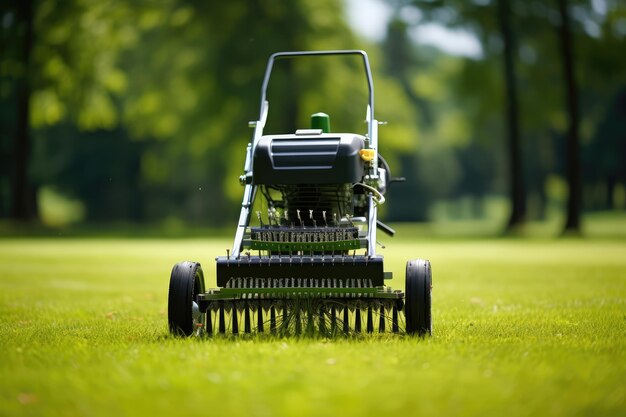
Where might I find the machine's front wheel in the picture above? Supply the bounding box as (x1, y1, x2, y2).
(168, 261, 205, 336)
(405, 259, 432, 336)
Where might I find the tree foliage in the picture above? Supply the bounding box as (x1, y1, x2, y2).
(1, 0, 624, 228)
(385, 0, 626, 227)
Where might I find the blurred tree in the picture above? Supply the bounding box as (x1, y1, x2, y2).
(6, 0, 421, 226)
(1, 0, 36, 220)
(586, 88, 626, 210)
(380, 17, 433, 221)
(577, 2, 626, 211)
(497, 0, 526, 230)
(2, 0, 141, 222)
(116, 0, 377, 224)
(515, 0, 624, 231)
(382, 18, 434, 127)
(4, 0, 621, 229)
(391, 0, 524, 226)
(556, 0, 581, 233)
(386, 0, 625, 229)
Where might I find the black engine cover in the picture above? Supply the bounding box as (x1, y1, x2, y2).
(252, 133, 366, 184)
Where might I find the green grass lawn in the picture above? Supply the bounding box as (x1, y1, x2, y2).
(0, 235, 624, 417)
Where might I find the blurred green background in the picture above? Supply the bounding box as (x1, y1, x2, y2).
(1, 0, 625, 235)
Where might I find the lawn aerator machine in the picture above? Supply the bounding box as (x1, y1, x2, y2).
(167, 50, 432, 337)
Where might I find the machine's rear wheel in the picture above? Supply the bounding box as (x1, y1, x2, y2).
(405, 259, 432, 336)
(168, 261, 205, 336)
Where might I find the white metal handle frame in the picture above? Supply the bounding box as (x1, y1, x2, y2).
(259, 51, 375, 141)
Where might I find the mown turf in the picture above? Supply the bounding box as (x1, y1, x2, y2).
(0, 236, 624, 417)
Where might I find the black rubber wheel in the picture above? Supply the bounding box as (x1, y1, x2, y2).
(168, 261, 205, 336)
(405, 259, 432, 336)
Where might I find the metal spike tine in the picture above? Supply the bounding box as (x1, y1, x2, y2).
(232, 302, 239, 334)
(295, 307, 302, 335)
(257, 304, 264, 332)
(330, 306, 337, 333)
(343, 307, 349, 334)
(367, 306, 373, 333)
(206, 308, 213, 335)
(379, 305, 385, 332)
(355, 309, 361, 333)
(219, 302, 226, 334)
(319, 306, 326, 335)
(392, 305, 399, 333)
(306, 307, 314, 334)
(244, 303, 251, 333)
(270, 306, 276, 333)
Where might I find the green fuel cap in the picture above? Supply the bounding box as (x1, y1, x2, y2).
(311, 112, 331, 133)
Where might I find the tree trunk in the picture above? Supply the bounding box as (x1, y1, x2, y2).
(556, 0, 582, 234)
(498, 0, 525, 231)
(606, 175, 616, 210)
(11, 0, 36, 221)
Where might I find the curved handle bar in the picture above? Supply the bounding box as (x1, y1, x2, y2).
(258, 50, 375, 132)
